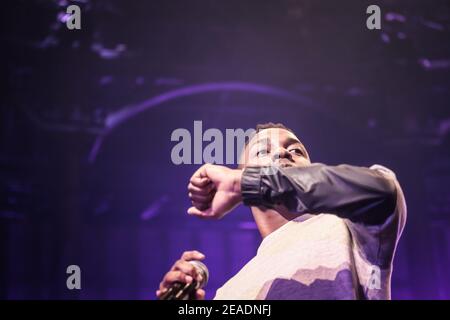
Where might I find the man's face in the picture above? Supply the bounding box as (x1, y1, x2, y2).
(241, 128, 311, 168)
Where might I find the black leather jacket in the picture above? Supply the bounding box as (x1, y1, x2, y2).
(240, 163, 398, 226)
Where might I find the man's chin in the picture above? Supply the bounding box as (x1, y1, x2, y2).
(244, 162, 296, 168)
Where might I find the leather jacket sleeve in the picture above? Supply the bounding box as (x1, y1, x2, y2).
(240, 163, 398, 226)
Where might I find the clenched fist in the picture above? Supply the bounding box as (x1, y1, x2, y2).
(187, 164, 243, 219)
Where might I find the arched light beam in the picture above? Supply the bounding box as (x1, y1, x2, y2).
(88, 81, 319, 163)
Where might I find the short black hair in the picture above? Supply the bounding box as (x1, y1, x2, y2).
(244, 122, 297, 150)
(255, 122, 295, 134)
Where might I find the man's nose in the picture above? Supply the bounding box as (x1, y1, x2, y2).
(272, 147, 292, 161)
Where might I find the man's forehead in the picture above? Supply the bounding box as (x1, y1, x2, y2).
(248, 128, 301, 146)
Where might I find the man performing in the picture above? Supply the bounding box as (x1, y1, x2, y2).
(157, 122, 407, 300)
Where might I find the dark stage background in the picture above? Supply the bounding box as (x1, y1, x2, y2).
(1, 0, 450, 299)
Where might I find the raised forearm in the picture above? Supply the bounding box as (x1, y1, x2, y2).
(241, 163, 398, 225)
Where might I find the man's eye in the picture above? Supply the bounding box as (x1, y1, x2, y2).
(256, 149, 269, 157)
(289, 148, 303, 156)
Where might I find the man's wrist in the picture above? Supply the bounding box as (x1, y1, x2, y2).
(232, 169, 243, 203)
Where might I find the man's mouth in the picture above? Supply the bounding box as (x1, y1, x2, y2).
(274, 160, 294, 168)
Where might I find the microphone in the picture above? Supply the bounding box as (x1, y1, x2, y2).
(159, 260, 209, 300)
